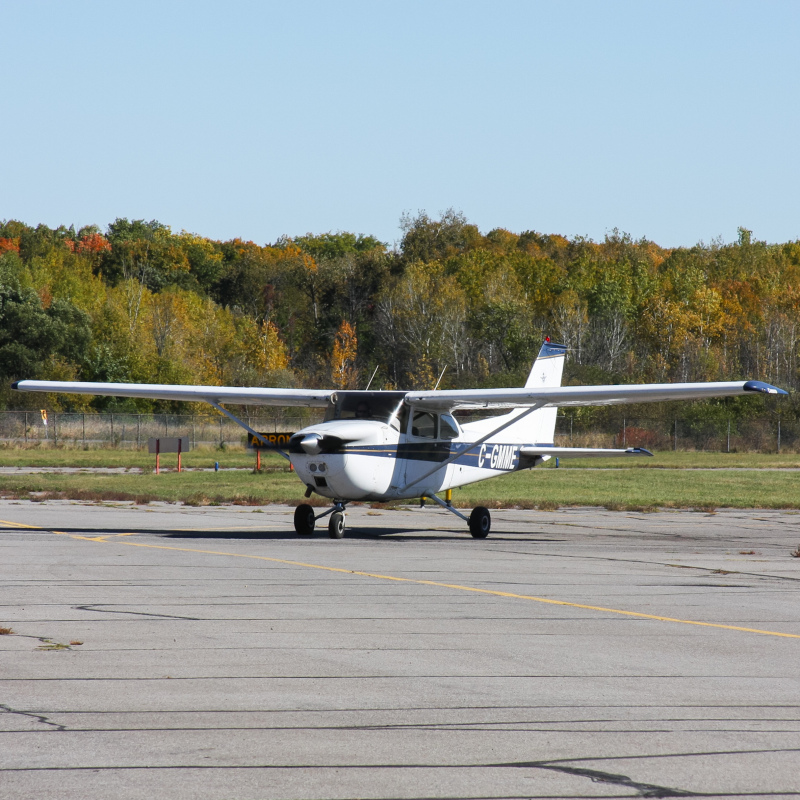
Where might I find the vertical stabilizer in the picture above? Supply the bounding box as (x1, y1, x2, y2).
(458, 340, 568, 444)
(497, 340, 567, 444)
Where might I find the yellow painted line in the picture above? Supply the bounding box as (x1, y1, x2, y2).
(0, 519, 43, 529)
(3, 519, 799, 639)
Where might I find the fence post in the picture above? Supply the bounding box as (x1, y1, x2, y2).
(727, 419, 730, 453)
(219, 416, 223, 447)
(778, 420, 781, 454)
(110, 413, 114, 448)
(570, 417, 573, 443)
(24, 411, 28, 444)
(82, 413, 86, 448)
(192, 415, 196, 448)
(623, 418, 626, 449)
(137, 415, 140, 449)
(673, 419, 677, 451)
(53, 413, 57, 447)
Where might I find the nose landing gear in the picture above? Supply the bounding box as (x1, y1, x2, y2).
(328, 511, 345, 538)
(293, 501, 348, 538)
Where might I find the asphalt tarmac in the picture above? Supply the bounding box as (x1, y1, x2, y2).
(1, 500, 799, 799)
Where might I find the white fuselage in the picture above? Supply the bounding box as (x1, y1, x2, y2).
(289, 417, 531, 502)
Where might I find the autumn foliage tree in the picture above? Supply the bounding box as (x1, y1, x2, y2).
(1, 213, 799, 436)
(331, 320, 358, 389)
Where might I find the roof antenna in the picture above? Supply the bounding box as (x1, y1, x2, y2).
(364, 365, 379, 390)
(433, 365, 447, 390)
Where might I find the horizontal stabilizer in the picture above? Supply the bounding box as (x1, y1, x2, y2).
(520, 446, 653, 459)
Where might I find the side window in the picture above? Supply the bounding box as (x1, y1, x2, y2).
(410, 410, 436, 438)
(439, 414, 460, 440)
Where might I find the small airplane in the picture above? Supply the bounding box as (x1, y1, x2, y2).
(13, 340, 787, 539)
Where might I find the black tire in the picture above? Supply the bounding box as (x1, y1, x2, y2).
(294, 504, 315, 536)
(328, 511, 345, 539)
(468, 506, 491, 539)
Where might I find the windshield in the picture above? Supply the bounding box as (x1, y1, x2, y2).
(324, 391, 408, 429)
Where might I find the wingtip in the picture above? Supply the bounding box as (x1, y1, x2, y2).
(743, 380, 789, 396)
(11, 381, 20, 391)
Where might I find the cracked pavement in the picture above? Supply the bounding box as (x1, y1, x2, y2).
(1, 500, 799, 798)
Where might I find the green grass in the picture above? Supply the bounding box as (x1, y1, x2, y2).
(455, 467, 799, 510)
(0, 459, 797, 509)
(0, 468, 304, 506)
(0, 444, 271, 470)
(550, 451, 800, 469)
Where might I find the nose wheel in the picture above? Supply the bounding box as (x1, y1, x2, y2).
(328, 511, 345, 538)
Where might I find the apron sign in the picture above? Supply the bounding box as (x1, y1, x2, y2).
(248, 432, 295, 449)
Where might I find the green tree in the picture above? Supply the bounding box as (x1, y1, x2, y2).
(0, 286, 91, 382)
(399, 209, 481, 264)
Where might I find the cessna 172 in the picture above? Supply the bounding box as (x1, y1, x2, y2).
(13, 340, 786, 539)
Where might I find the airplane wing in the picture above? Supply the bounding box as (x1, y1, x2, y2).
(11, 378, 788, 412)
(405, 380, 787, 411)
(11, 381, 334, 408)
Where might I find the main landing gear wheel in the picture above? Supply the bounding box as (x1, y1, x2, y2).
(468, 506, 491, 539)
(294, 504, 315, 536)
(328, 511, 346, 539)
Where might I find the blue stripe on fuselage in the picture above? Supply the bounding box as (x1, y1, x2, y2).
(342, 442, 525, 471)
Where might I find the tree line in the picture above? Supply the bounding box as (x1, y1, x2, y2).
(1, 211, 797, 429)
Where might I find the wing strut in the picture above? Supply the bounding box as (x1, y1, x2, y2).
(400, 402, 545, 493)
(208, 402, 291, 462)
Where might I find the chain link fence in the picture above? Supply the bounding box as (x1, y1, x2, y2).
(0, 411, 795, 452)
(553, 415, 797, 453)
(0, 411, 323, 449)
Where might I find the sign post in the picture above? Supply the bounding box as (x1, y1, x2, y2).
(148, 437, 190, 474)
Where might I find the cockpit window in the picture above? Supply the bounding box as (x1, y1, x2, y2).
(324, 392, 407, 429)
(410, 410, 437, 439)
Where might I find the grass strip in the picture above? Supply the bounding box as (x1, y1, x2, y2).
(0, 445, 263, 470)
(0, 465, 797, 510)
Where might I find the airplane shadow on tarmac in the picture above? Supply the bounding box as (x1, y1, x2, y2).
(29, 526, 563, 543)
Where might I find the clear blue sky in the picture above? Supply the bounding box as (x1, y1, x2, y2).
(2, 0, 798, 248)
